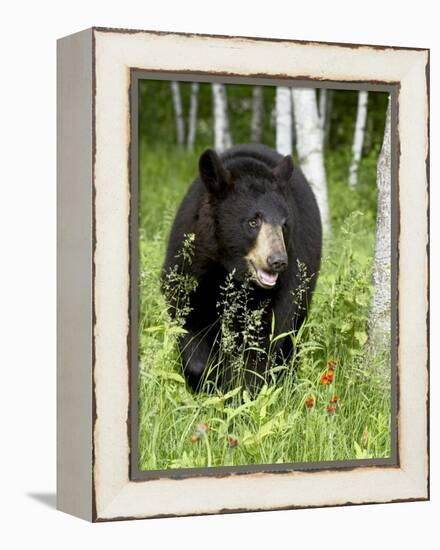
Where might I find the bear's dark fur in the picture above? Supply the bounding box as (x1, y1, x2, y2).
(162, 144, 322, 391)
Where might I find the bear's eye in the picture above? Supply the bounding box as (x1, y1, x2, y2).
(248, 217, 261, 229)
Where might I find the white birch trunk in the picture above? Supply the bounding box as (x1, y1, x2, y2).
(323, 90, 333, 147)
(348, 90, 369, 187)
(292, 88, 331, 236)
(367, 100, 391, 355)
(275, 87, 292, 155)
(250, 86, 263, 143)
(318, 88, 327, 142)
(212, 83, 232, 152)
(291, 98, 297, 147)
(170, 81, 185, 146)
(187, 82, 199, 151)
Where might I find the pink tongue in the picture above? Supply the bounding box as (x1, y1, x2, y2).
(258, 269, 278, 286)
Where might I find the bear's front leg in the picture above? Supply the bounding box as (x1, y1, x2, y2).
(271, 296, 303, 364)
(178, 331, 212, 391)
(242, 350, 271, 394)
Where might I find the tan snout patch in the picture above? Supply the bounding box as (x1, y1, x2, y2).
(246, 222, 286, 280)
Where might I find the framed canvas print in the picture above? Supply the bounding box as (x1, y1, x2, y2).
(57, 27, 429, 522)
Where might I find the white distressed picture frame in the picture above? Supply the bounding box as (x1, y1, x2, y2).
(57, 27, 429, 522)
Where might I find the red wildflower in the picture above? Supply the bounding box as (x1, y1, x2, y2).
(327, 405, 337, 415)
(327, 359, 337, 371)
(330, 395, 339, 403)
(228, 436, 239, 448)
(321, 359, 336, 384)
(305, 396, 315, 409)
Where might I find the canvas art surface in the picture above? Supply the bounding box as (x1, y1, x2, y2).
(134, 79, 394, 473)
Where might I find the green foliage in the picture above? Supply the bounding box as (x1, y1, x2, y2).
(137, 144, 391, 471)
(139, 81, 214, 149)
(227, 84, 276, 147)
(326, 90, 388, 153)
(139, 80, 388, 153)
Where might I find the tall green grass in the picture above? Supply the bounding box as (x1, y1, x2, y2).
(138, 143, 391, 470)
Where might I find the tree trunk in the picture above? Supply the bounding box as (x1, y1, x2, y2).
(323, 90, 333, 147)
(348, 90, 369, 187)
(275, 87, 292, 155)
(367, 100, 391, 355)
(212, 83, 232, 152)
(291, 96, 297, 148)
(187, 82, 199, 151)
(170, 81, 185, 146)
(250, 86, 263, 143)
(292, 88, 331, 236)
(318, 88, 327, 142)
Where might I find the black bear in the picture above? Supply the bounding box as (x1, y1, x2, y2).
(162, 144, 322, 392)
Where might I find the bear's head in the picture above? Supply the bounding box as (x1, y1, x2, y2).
(199, 149, 294, 290)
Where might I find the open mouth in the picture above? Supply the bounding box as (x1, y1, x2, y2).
(250, 261, 279, 288)
(256, 268, 278, 287)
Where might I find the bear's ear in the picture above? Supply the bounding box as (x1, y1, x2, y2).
(273, 155, 294, 186)
(199, 149, 232, 197)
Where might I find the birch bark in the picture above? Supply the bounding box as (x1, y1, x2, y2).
(318, 88, 327, 142)
(170, 81, 185, 146)
(212, 83, 232, 152)
(292, 88, 331, 236)
(275, 87, 292, 155)
(348, 90, 369, 187)
(323, 90, 333, 147)
(367, 100, 391, 355)
(250, 86, 263, 143)
(187, 82, 199, 151)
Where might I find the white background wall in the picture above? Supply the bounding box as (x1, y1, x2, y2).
(0, 1, 437, 548)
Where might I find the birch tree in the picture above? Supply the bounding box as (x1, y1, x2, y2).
(318, 88, 327, 142)
(323, 90, 333, 147)
(170, 81, 185, 146)
(250, 86, 263, 143)
(187, 82, 199, 151)
(348, 91, 369, 187)
(275, 87, 292, 155)
(212, 83, 232, 152)
(291, 99, 297, 148)
(367, 100, 391, 355)
(292, 88, 331, 236)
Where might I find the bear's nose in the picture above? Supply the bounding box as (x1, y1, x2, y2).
(267, 253, 288, 273)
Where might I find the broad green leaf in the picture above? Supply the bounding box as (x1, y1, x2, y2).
(202, 395, 223, 406)
(339, 321, 352, 333)
(154, 370, 186, 384)
(271, 330, 295, 344)
(145, 325, 164, 333)
(222, 386, 242, 401)
(258, 418, 277, 439)
(354, 441, 373, 459)
(167, 326, 189, 335)
(225, 401, 254, 421)
(203, 386, 241, 406)
(355, 331, 368, 347)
